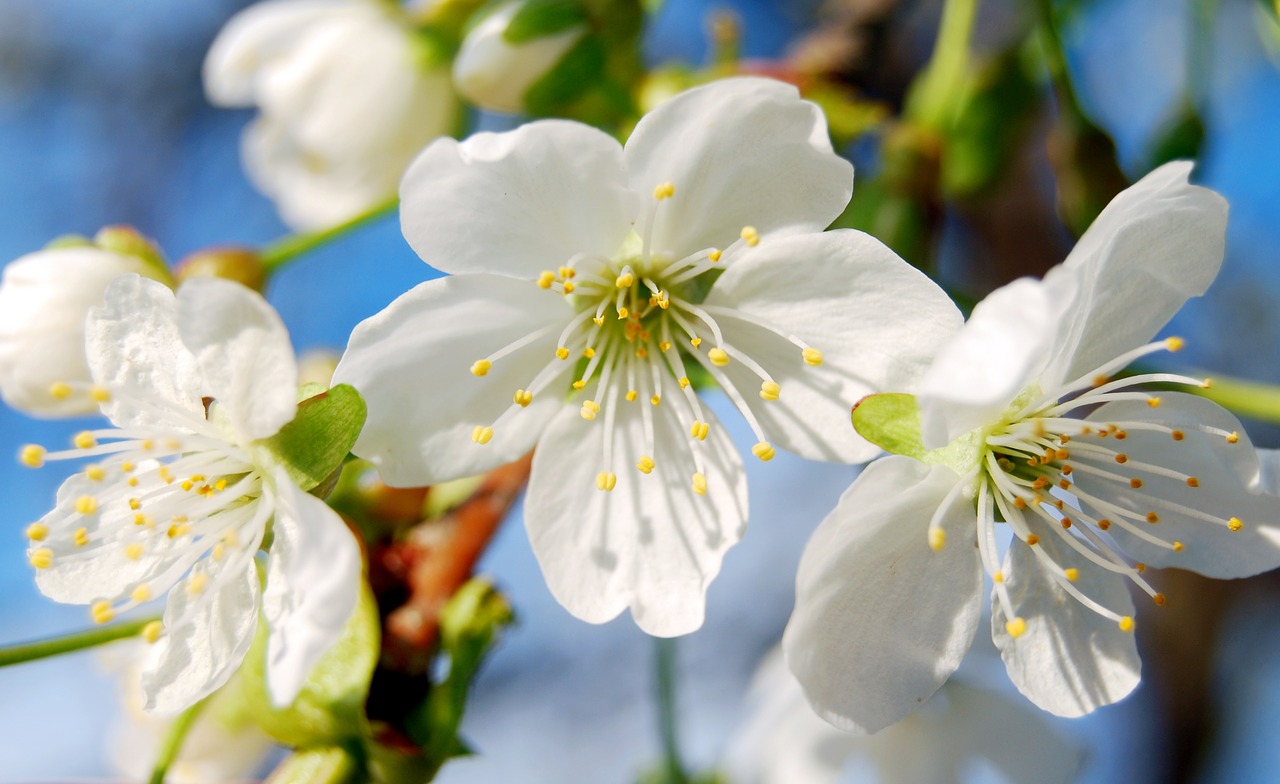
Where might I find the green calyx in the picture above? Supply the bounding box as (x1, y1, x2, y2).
(851, 392, 982, 475)
(255, 384, 367, 494)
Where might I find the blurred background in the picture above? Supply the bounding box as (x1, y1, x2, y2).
(0, 0, 1278, 781)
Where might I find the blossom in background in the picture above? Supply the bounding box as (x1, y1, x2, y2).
(333, 77, 961, 636)
(21, 275, 360, 713)
(0, 227, 169, 417)
(786, 161, 1280, 730)
(452, 0, 587, 114)
(204, 0, 458, 230)
(724, 649, 1082, 784)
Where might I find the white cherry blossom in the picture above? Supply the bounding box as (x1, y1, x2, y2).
(333, 77, 961, 636)
(21, 275, 360, 714)
(786, 161, 1280, 730)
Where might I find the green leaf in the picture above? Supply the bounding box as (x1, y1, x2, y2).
(256, 384, 367, 492)
(851, 393, 926, 459)
(239, 580, 380, 748)
(406, 578, 515, 777)
(504, 0, 589, 44)
(941, 50, 1039, 198)
(523, 34, 605, 115)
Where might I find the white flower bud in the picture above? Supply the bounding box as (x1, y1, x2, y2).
(452, 1, 587, 114)
(0, 229, 169, 417)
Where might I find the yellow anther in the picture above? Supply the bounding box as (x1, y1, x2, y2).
(625, 389, 638, 402)
(85, 465, 106, 482)
(1130, 478, 1143, 489)
(471, 426, 494, 445)
(659, 341, 672, 352)
(1005, 617, 1027, 639)
(1118, 616, 1135, 632)
(759, 381, 780, 401)
(131, 584, 151, 603)
(802, 347, 824, 366)
(1147, 397, 1161, 408)
(1064, 568, 1080, 582)
(29, 548, 53, 569)
(1146, 512, 1159, 524)
(686, 340, 700, 352)
(125, 543, 144, 560)
(690, 421, 709, 441)
(1173, 540, 1184, 552)
(593, 316, 605, 326)
(75, 496, 98, 516)
(90, 385, 111, 403)
(166, 522, 190, 539)
(49, 382, 73, 400)
(740, 226, 760, 247)
(142, 621, 164, 643)
(555, 347, 570, 360)
(1098, 518, 1112, 530)
(752, 442, 776, 462)
(561, 281, 575, 294)
(617, 307, 629, 319)
(159, 466, 174, 484)
(993, 571, 1004, 584)
(708, 249, 722, 263)
(1165, 336, 1185, 352)
(583, 347, 596, 359)
(580, 403, 599, 421)
(133, 513, 151, 527)
(1228, 517, 1243, 532)
(1171, 430, 1185, 441)
(928, 528, 946, 551)
(637, 456, 655, 474)
(635, 346, 649, 359)
(74, 431, 97, 450)
(1153, 593, 1167, 606)
(679, 377, 690, 389)
(1186, 477, 1200, 488)
(20, 444, 46, 468)
(141, 439, 155, 451)
(470, 359, 492, 377)
(596, 471, 617, 491)
(25, 523, 48, 541)
(1026, 534, 1040, 545)
(614, 272, 635, 289)
(1227, 431, 1240, 444)
(73, 527, 89, 547)
(1115, 454, 1128, 464)
(558, 265, 575, 279)
(652, 181, 675, 200)
(1201, 378, 1214, 389)
(91, 600, 115, 624)
(513, 389, 533, 407)
(180, 480, 194, 492)
(214, 479, 227, 491)
(212, 543, 226, 560)
(187, 573, 209, 595)
(691, 473, 708, 496)
(708, 347, 730, 366)
(572, 380, 586, 391)
(651, 395, 661, 406)
(537, 270, 555, 289)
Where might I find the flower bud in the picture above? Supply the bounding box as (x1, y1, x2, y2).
(452, 0, 588, 114)
(0, 227, 171, 417)
(174, 245, 266, 291)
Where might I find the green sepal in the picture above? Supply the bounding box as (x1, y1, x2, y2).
(43, 233, 93, 250)
(406, 577, 515, 777)
(852, 393, 927, 460)
(239, 580, 380, 748)
(265, 746, 363, 784)
(523, 33, 605, 115)
(256, 384, 367, 492)
(504, 0, 589, 44)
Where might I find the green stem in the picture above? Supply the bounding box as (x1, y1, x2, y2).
(909, 0, 979, 129)
(0, 615, 160, 667)
(1192, 373, 1280, 425)
(259, 197, 399, 274)
(148, 698, 208, 784)
(654, 636, 687, 784)
(1033, 0, 1085, 119)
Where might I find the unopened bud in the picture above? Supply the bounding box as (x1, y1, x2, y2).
(174, 245, 267, 291)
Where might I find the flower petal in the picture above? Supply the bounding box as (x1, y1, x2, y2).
(991, 522, 1140, 717)
(1080, 392, 1280, 577)
(400, 121, 636, 278)
(523, 377, 748, 637)
(333, 273, 574, 486)
(783, 456, 982, 734)
(917, 277, 1068, 449)
(624, 77, 852, 260)
(1041, 161, 1228, 385)
(261, 469, 361, 707)
(176, 277, 299, 442)
(705, 229, 963, 462)
(1257, 448, 1280, 495)
(86, 275, 204, 429)
(140, 555, 261, 715)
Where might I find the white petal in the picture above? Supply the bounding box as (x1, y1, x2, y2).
(1080, 392, 1280, 577)
(705, 229, 963, 462)
(86, 275, 204, 429)
(624, 77, 852, 260)
(451, 1, 584, 114)
(333, 273, 574, 486)
(1041, 160, 1228, 385)
(783, 456, 982, 734)
(261, 469, 361, 707)
(991, 523, 1140, 717)
(523, 376, 748, 636)
(917, 277, 1068, 449)
(141, 556, 262, 715)
(400, 121, 637, 277)
(202, 0, 352, 107)
(1257, 448, 1280, 495)
(176, 278, 299, 441)
(0, 248, 157, 416)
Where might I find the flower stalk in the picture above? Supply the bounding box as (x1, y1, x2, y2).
(0, 614, 161, 667)
(148, 698, 209, 784)
(260, 197, 399, 274)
